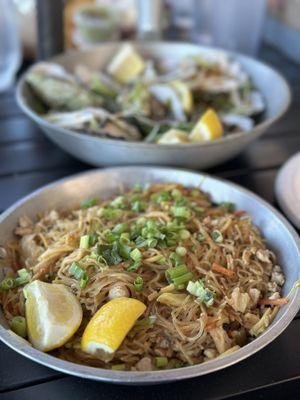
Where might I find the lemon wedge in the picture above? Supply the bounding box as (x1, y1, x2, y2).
(107, 44, 146, 84)
(24, 280, 82, 352)
(170, 81, 193, 114)
(81, 297, 146, 359)
(190, 108, 223, 142)
(157, 129, 189, 144)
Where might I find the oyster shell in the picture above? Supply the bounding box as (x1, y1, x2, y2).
(45, 107, 141, 141)
(26, 62, 103, 111)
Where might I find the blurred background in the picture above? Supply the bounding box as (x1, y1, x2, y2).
(1, 0, 300, 91)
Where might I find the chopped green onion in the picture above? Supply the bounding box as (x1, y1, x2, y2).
(179, 229, 190, 240)
(14, 269, 31, 286)
(137, 217, 146, 225)
(111, 364, 126, 371)
(172, 272, 194, 287)
(80, 275, 88, 289)
(133, 183, 142, 192)
(110, 196, 125, 209)
(127, 248, 142, 271)
(80, 235, 90, 249)
(130, 248, 142, 262)
(212, 230, 223, 243)
(112, 223, 129, 234)
(81, 198, 98, 209)
(88, 233, 99, 246)
(0, 269, 32, 291)
(191, 189, 200, 197)
(176, 246, 187, 257)
(170, 206, 191, 220)
(166, 265, 188, 283)
(187, 280, 214, 307)
(192, 206, 205, 214)
(133, 276, 143, 291)
(10, 316, 27, 338)
(169, 252, 183, 267)
(198, 233, 205, 242)
(0, 277, 15, 291)
(97, 243, 123, 265)
(136, 315, 157, 326)
(157, 255, 167, 264)
(220, 202, 235, 212)
(155, 357, 168, 368)
(131, 200, 146, 212)
(97, 208, 123, 219)
(69, 262, 88, 288)
(171, 188, 182, 199)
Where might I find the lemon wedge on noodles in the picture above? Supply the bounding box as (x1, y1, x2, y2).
(170, 80, 193, 114)
(107, 44, 146, 84)
(24, 280, 82, 352)
(81, 297, 146, 359)
(190, 108, 223, 142)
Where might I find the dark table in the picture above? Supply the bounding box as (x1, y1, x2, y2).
(0, 46, 300, 400)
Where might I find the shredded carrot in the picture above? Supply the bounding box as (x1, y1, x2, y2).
(258, 297, 289, 306)
(211, 262, 235, 278)
(234, 210, 247, 217)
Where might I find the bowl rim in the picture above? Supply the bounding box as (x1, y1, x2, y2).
(0, 166, 299, 384)
(16, 41, 292, 150)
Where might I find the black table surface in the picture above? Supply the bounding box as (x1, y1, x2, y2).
(0, 46, 300, 400)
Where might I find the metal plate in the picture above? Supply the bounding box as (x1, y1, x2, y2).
(0, 167, 299, 384)
(16, 42, 291, 169)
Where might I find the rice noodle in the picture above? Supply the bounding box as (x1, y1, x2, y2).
(0, 183, 285, 370)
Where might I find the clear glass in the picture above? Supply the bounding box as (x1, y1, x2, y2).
(193, 0, 267, 55)
(0, 0, 21, 92)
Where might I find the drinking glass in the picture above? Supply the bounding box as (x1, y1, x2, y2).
(0, 0, 21, 92)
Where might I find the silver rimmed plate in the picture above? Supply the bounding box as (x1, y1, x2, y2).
(0, 167, 299, 384)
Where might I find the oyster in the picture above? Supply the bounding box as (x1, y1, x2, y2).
(74, 64, 120, 98)
(26, 62, 103, 111)
(45, 107, 141, 141)
(150, 84, 186, 121)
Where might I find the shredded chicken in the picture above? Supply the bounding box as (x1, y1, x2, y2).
(249, 307, 279, 337)
(227, 287, 250, 313)
(209, 326, 232, 354)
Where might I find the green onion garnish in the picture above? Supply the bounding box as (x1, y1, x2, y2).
(111, 364, 126, 371)
(69, 262, 88, 288)
(170, 206, 191, 220)
(127, 248, 142, 271)
(110, 196, 125, 209)
(172, 272, 193, 287)
(131, 200, 146, 212)
(0, 277, 15, 291)
(191, 189, 200, 197)
(171, 188, 182, 199)
(198, 233, 205, 242)
(220, 202, 235, 212)
(165, 264, 190, 284)
(130, 248, 142, 262)
(133, 276, 143, 291)
(80, 235, 90, 249)
(176, 246, 187, 257)
(10, 316, 27, 338)
(0, 269, 31, 291)
(81, 198, 98, 209)
(187, 280, 214, 307)
(112, 223, 129, 234)
(97, 208, 123, 219)
(136, 315, 157, 326)
(155, 357, 168, 368)
(212, 230, 223, 243)
(179, 229, 190, 240)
